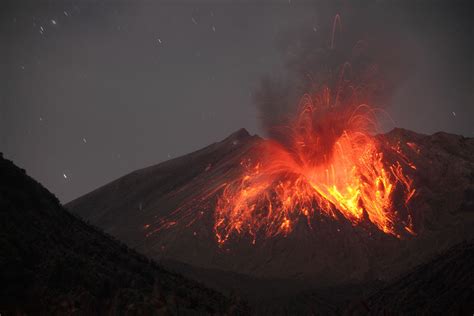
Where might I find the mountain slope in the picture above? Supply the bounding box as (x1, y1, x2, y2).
(345, 241, 474, 315)
(263, 240, 474, 315)
(67, 128, 474, 290)
(0, 153, 244, 315)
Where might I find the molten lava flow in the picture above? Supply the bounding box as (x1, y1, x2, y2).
(214, 92, 416, 244)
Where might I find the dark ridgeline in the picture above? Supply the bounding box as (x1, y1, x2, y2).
(255, 240, 474, 315)
(359, 241, 474, 315)
(0, 154, 246, 315)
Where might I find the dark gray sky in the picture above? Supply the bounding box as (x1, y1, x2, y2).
(1, 0, 473, 202)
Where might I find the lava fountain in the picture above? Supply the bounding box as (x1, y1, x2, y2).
(149, 14, 419, 245)
(214, 86, 417, 244)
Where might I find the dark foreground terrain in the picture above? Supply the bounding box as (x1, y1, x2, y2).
(359, 241, 474, 315)
(1, 125, 473, 315)
(66, 128, 474, 314)
(0, 154, 245, 315)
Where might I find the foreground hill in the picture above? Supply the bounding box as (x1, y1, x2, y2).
(257, 240, 474, 315)
(348, 240, 474, 315)
(0, 154, 243, 315)
(67, 128, 474, 293)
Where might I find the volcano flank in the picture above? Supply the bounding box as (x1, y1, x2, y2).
(67, 127, 474, 298)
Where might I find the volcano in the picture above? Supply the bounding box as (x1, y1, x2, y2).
(67, 127, 474, 296)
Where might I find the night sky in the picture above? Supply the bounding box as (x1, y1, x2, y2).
(1, 0, 473, 202)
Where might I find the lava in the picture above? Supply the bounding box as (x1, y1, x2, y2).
(214, 89, 417, 244)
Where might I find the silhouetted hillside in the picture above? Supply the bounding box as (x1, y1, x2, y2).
(271, 240, 474, 315)
(0, 153, 245, 315)
(358, 241, 474, 315)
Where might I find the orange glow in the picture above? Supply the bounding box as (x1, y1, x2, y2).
(214, 90, 417, 244)
(142, 14, 420, 246)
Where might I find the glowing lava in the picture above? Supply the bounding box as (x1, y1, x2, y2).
(214, 90, 416, 244)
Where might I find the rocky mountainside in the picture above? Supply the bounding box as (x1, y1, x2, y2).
(346, 240, 474, 315)
(67, 128, 474, 293)
(253, 240, 474, 315)
(0, 154, 244, 315)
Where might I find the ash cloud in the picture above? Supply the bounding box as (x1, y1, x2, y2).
(254, 1, 474, 138)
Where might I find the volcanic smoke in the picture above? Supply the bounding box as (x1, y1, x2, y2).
(152, 15, 419, 245)
(214, 86, 417, 244)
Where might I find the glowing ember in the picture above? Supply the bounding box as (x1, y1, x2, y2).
(213, 89, 417, 244)
(148, 14, 419, 244)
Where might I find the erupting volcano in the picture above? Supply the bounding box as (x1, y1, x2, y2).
(151, 82, 418, 245)
(67, 92, 473, 288)
(147, 15, 420, 245)
(66, 9, 473, 297)
(5, 1, 474, 313)
(215, 90, 417, 244)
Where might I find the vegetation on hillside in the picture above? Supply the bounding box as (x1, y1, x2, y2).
(0, 153, 246, 315)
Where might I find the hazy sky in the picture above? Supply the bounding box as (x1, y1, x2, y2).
(1, 0, 472, 202)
